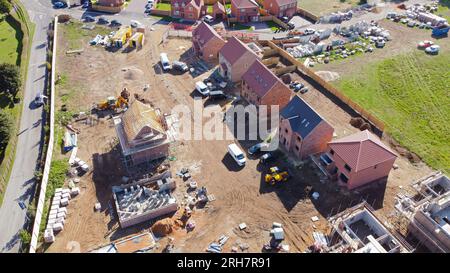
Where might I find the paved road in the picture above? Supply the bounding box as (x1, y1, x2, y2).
(0, 1, 52, 252)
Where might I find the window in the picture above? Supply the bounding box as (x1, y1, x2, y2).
(295, 145, 299, 151)
(189, 7, 193, 11)
(339, 173, 349, 183)
(374, 164, 377, 169)
(285, 129, 288, 133)
(344, 164, 351, 172)
(174, 10, 180, 15)
(330, 149, 334, 155)
(297, 136, 301, 142)
(241, 8, 245, 12)
(174, 3, 178, 7)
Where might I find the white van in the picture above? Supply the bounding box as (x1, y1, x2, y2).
(160, 53, 172, 71)
(227, 143, 246, 167)
(195, 81, 210, 96)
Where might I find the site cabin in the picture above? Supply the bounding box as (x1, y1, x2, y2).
(324, 130, 397, 190)
(263, 0, 297, 18)
(279, 95, 334, 160)
(192, 22, 226, 62)
(218, 37, 260, 82)
(230, 0, 260, 23)
(114, 101, 170, 168)
(171, 0, 205, 21)
(112, 26, 132, 48)
(129, 32, 145, 48)
(241, 59, 291, 112)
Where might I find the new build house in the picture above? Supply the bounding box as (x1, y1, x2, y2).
(279, 95, 334, 160)
(192, 22, 226, 62)
(230, 0, 260, 23)
(263, 0, 297, 18)
(114, 101, 171, 168)
(218, 37, 260, 82)
(325, 130, 397, 190)
(241, 59, 291, 111)
(212, 1, 227, 20)
(171, 0, 205, 21)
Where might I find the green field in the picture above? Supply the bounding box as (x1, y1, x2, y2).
(298, 0, 362, 16)
(337, 52, 450, 174)
(155, 2, 171, 11)
(437, 1, 450, 21)
(60, 21, 111, 50)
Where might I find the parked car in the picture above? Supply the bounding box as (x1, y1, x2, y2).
(110, 19, 122, 26)
(195, 81, 210, 96)
(303, 28, 315, 36)
(18, 201, 26, 210)
(54, 1, 66, 8)
(130, 20, 141, 28)
(208, 90, 227, 100)
(160, 53, 172, 71)
(299, 87, 309, 94)
(417, 40, 434, 49)
(228, 143, 246, 167)
(98, 17, 109, 24)
(280, 16, 289, 23)
(82, 1, 90, 9)
(248, 142, 270, 155)
(34, 92, 46, 106)
(259, 153, 274, 164)
(203, 15, 214, 24)
(172, 61, 188, 72)
(84, 15, 95, 22)
(407, 21, 415, 27)
(425, 44, 440, 55)
(287, 22, 295, 30)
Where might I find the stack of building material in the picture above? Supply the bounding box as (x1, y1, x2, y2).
(44, 229, 55, 243)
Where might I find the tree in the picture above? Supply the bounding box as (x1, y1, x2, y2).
(0, 0, 12, 14)
(0, 110, 14, 149)
(19, 229, 31, 247)
(0, 63, 21, 98)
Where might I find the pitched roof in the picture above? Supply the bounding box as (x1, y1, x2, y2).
(329, 130, 397, 172)
(280, 95, 325, 139)
(192, 21, 224, 47)
(242, 59, 280, 98)
(219, 37, 257, 65)
(273, 0, 297, 7)
(213, 1, 226, 13)
(231, 0, 258, 9)
(172, 0, 202, 8)
(121, 101, 164, 141)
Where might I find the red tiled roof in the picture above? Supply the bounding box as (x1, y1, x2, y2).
(192, 22, 224, 47)
(213, 1, 226, 13)
(242, 59, 280, 98)
(329, 130, 397, 172)
(231, 0, 258, 9)
(219, 37, 257, 65)
(172, 0, 202, 9)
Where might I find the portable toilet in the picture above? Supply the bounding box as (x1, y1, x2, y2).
(130, 32, 144, 48)
(112, 26, 132, 48)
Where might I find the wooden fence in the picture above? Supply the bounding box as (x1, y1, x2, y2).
(261, 40, 385, 132)
(150, 9, 170, 16)
(296, 7, 319, 23)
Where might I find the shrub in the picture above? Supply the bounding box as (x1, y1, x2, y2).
(0, 110, 14, 149)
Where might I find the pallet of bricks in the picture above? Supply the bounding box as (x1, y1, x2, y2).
(43, 187, 80, 243)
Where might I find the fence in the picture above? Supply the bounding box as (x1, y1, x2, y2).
(296, 7, 319, 23)
(261, 40, 385, 132)
(149, 9, 170, 17)
(29, 16, 58, 253)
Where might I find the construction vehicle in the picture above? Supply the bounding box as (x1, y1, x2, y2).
(96, 87, 130, 112)
(265, 167, 289, 185)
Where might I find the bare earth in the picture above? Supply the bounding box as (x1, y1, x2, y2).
(45, 21, 431, 253)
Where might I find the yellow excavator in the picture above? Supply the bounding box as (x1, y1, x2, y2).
(265, 167, 289, 185)
(96, 88, 130, 111)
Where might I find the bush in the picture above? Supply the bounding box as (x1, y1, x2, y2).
(0, 0, 12, 14)
(0, 110, 14, 149)
(0, 63, 21, 98)
(46, 159, 69, 200)
(19, 229, 31, 246)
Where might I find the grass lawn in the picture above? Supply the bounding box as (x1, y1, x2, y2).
(336, 51, 450, 174)
(298, 0, 362, 16)
(60, 21, 111, 50)
(206, 5, 213, 13)
(436, 0, 450, 22)
(266, 21, 281, 31)
(231, 23, 252, 30)
(0, 18, 20, 65)
(155, 2, 172, 11)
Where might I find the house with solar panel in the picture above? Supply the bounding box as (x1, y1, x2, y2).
(324, 130, 398, 190)
(279, 95, 334, 160)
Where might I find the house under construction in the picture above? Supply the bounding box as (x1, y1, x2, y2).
(114, 100, 175, 169)
(112, 171, 178, 228)
(325, 202, 411, 253)
(396, 171, 450, 253)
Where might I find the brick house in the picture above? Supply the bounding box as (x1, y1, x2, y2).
(171, 0, 205, 21)
(192, 21, 226, 62)
(212, 2, 226, 20)
(324, 130, 397, 190)
(263, 0, 297, 18)
(231, 0, 260, 23)
(279, 95, 334, 159)
(114, 101, 171, 168)
(218, 37, 259, 82)
(241, 59, 291, 111)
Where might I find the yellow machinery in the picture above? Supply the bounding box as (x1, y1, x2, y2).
(96, 88, 130, 111)
(112, 26, 132, 48)
(265, 166, 289, 185)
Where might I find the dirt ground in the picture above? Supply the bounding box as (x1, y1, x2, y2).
(45, 20, 432, 253)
